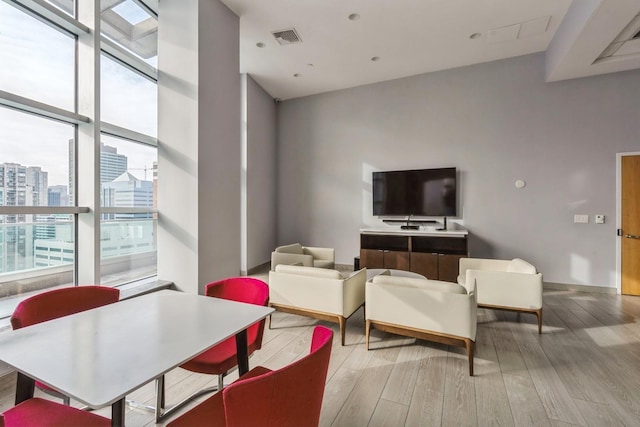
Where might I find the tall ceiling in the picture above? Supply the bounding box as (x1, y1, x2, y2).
(220, 0, 640, 100)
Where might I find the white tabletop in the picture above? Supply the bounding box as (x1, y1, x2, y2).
(0, 290, 274, 409)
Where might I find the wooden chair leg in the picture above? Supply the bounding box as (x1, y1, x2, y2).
(365, 320, 371, 350)
(536, 309, 543, 334)
(338, 316, 346, 346)
(465, 339, 474, 376)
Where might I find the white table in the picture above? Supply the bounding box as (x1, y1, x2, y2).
(0, 290, 274, 427)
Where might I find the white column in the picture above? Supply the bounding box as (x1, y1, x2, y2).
(158, 0, 241, 294)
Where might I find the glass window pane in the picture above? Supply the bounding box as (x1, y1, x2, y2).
(0, 1, 75, 110)
(99, 134, 157, 208)
(0, 214, 74, 312)
(100, 217, 157, 286)
(0, 107, 74, 207)
(99, 134, 157, 285)
(101, 54, 158, 136)
(101, 0, 158, 67)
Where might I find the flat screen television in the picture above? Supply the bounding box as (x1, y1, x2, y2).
(372, 167, 457, 217)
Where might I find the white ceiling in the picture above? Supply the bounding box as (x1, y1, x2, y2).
(220, 0, 640, 101)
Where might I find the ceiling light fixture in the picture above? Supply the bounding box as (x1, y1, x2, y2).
(371, 56, 380, 62)
(348, 13, 360, 21)
(469, 32, 482, 40)
(256, 42, 265, 48)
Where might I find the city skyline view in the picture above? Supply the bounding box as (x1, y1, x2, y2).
(0, 0, 157, 188)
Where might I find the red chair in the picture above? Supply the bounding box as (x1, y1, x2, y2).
(158, 277, 269, 420)
(167, 325, 333, 427)
(0, 398, 110, 427)
(10, 286, 120, 405)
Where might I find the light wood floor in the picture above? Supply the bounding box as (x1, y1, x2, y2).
(1, 288, 639, 426)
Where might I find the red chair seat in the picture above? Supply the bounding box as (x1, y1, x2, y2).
(180, 336, 262, 375)
(1, 398, 110, 427)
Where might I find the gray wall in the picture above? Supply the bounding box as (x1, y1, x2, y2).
(277, 53, 640, 287)
(246, 76, 277, 270)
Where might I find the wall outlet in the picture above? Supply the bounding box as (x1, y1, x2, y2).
(595, 214, 605, 224)
(574, 214, 589, 224)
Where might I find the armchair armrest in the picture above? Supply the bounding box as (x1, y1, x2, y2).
(342, 268, 366, 317)
(303, 247, 335, 262)
(466, 270, 543, 310)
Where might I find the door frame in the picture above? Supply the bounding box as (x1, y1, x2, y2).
(616, 151, 640, 294)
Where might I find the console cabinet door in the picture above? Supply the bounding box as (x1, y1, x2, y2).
(438, 254, 463, 282)
(410, 253, 438, 280)
(383, 251, 410, 270)
(360, 249, 384, 268)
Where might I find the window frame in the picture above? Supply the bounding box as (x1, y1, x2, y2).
(0, 0, 158, 295)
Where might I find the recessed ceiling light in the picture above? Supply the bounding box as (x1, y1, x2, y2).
(371, 56, 380, 62)
(293, 73, 301, 77)
(469, 33, 481, 40)
(256, 42, 265, 48)
(348, 13, 360, 21)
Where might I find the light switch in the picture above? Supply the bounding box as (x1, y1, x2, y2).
(574, 214, 589, 224)
(595, 215, 605, 224)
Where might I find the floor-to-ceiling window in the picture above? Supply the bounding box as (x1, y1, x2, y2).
(0, 0, 158, 315)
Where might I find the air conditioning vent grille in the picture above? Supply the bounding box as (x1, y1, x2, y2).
(272, 28, 302, 45)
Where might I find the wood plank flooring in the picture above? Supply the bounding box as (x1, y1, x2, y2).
(0, 288, 639, 426)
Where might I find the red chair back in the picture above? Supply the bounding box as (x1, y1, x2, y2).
(205, 277, 269, 350)
(222, 325, 333, 427)
(11, 286, 120, 330)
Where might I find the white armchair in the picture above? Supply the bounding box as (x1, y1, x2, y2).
(366, 272, 477, 375)
(268, 264, 366, 345)
(458, 257, 543, 333)
(270, 243, 335, 271)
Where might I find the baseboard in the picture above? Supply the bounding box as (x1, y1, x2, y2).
(543, 281, 617, 294)
(246, 261, 270, 276)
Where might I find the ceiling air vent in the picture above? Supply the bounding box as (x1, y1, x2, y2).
(272, 28, 302, 45)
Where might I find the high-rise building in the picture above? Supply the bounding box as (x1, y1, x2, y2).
(48, 185, 69, 207)
(102, 172, 153, 219)
(68, 140, 128, 205)
(100, 143, 128, 184)
(26, 166, 48, 207)
(0, 163, 32, 273)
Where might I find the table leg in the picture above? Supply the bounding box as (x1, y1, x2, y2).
(235, 329, 249, 376)
(15, 372, 35, 405)
(111, 398, 125, 427)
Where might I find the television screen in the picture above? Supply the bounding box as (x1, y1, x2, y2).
(372, 167, 457, 217)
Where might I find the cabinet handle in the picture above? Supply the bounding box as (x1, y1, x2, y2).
(626, 234, 640, 239)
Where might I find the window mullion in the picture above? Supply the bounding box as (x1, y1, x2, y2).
(76, 0, 100, 285)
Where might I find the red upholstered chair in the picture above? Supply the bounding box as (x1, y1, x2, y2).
(167, 325, 333, 427)
(159, 277, 269, 419)
(0, 398, 110, 427)
(10, 286, 120, 405)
